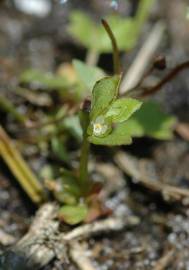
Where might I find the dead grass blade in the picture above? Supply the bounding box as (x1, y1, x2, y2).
(0, 125, 45, 204)
(115, 151, 189, 203)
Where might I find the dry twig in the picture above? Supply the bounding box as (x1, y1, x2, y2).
(120, 22, 165, 94)
(62, 215, 139, 242)
(115, 151, 189, 203)
(13, 203, 59, 269)
(70, 242, 96, 270)
(7, 202, 139, 269)
(140, 60, 189, 97)
(153, 248, 175, 270)
(0, 126, 45, 204)
(0, 229, 16, 246)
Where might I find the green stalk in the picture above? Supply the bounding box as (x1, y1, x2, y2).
(79, 105, 90, 193)
(101, 19, 121, 75)
(79, 129, 90, 186)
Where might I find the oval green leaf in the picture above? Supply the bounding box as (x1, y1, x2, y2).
(126, 101, 176, 140)
(105, 98, 142, 123)
(58, 204, 88, 225)
(90, 75, 121, 120)
(88, 122, 132, 146)
(73, 59, 105, 90)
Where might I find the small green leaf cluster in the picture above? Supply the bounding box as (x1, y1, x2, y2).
(49, 71, 175, 225)
(87, 75, 142, 145)
(75, 64, 175, 142)
(56, 170, 89, 225)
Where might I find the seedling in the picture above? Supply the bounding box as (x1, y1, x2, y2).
(15, 10, 176, 223)
(58, 17, 172, 225)
(1, 2, 188, 230)
(57, 11, 180, 224)
(58, 74, 142, 224)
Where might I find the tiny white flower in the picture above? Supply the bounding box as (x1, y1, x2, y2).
(92, 116, 108, 137)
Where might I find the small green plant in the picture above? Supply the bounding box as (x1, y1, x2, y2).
(57, 17, 175, 224)
(16, 11, 176, 224)
(86, 76, 142, 145)
(1, 2, 189, 238)
(58, 74, 142, 224)
(57, 73, 175, 224)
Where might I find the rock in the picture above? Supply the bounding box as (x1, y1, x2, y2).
(0, 251, 31, 270)
(13, 0, 51, 17)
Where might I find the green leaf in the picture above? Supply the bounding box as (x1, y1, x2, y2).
(20, 69, 69, 90)
(88, 101, 175, 145)
(55, 170, 81, 205)
(122, 119, 144, 137)
(89, 122, 132, 146)
(96, 16, 137, 52)
(60, 170, 81, 198)
(63, 115, 83, 141)
(90, 75, 121, 120)
(51, 136, 69, 162)
(68, 11, 96, 49)
(135, 0, 155, 27)
(125, 101, 176, 140)
(68, 12, 135, 52)
(55, 191, 77, 205)
(73, 59, 105, 90)
(105, 98, 142, 123)
(58, 204, 88, 225)
(68, 1, 154, 53)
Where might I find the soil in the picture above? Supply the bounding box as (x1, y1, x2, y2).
(0, 0, 189, 269)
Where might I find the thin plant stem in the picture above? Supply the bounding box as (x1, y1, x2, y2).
(140, 60, 189, 97)
(79, 130, 90, 188)
(101, 19, 121, 75)
(79, 107, 90, 193)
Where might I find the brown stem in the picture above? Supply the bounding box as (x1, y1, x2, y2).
(140, 60, 189, 97)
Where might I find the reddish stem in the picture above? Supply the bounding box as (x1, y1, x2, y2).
(140, 60, 189, 97)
